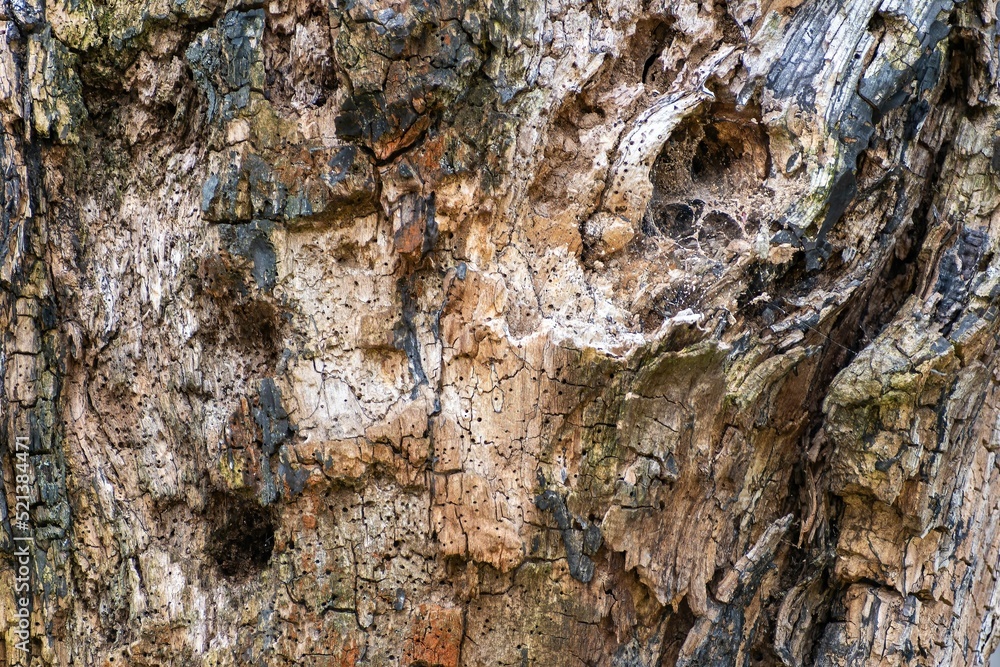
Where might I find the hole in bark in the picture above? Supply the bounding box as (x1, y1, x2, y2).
(627, 105, 774, 330)
(687, 117, 769, 188)
(692, 126, 738, 178)
(635, 18, 676, 85)
(205, 492, 276, 578)
(643, 104, 770, 257)
(645, 201, 702, 243)
(642, 53, 660, 83)
(699, 211, 744, 245)
(659, 596, 696, 665)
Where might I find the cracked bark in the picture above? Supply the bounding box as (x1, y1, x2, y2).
(0, 0, 1000, 664)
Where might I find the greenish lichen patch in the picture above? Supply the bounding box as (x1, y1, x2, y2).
(28, 28, 87, 144)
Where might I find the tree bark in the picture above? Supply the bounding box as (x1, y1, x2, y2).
(0, 0, 998, 664)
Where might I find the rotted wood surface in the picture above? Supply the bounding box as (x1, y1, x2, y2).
(0, 0, 998, 664)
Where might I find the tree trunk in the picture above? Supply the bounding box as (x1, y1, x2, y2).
(0, 0, 998, 664)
